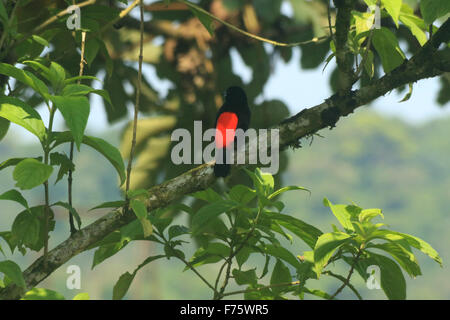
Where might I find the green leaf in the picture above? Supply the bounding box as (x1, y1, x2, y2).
(268, 185, 310, 200)
(0, 157, 42, 172)
(370, 242, 421, 277)
(48, 62, 66, 93)
(232, 268, 258, 286)
(112, 272, 134, 300)
(89, 200, 126, 211)
(73, 293, 90, 300)
(22, 288, 65, 300)
(187, 3, 215, 36)
(50, 95, 90, 150)
(50, 152, 75, 184)
(192, 188, 223, 203)
(0, 260, 26, 288)
(314, 232, 352, 278)
(0, 63, 49, 100)
(228, 184, 256, 205)
(12, 210, 40, 248)
(168, 225, 190, 240)
(420, 0, 450, 24)
(381, 0, 402, 27)
(367, 230, 442, 267)
(359, 208, 383, 223)
(191, 200, 239, 234)
(52, 201, 82, 229)
(372, 27, 406, 73)
(0, 189, 29, 209)
(399, 13, 427, 46)
(270, 260, 292, 296)
(52, 132, 126, 185)
(130, 199, 147, 219)
(127, 188, 149, 200)
(113, 255, 165, 300)
(13, 158, 53, 190)
(64, 75, 101, 85)
(62, 84, 112, 105)
(264, 244, 301, 269)
(365, 252, 406, 300)
(0, 97, 46, 141)
(399, 83, 414, 102)
(323, 198, 360, 232)
(186, 243, 231, 269)
(139, 217, 153, 238)
(268, 212, 323, 249)
(0, 116, 9, 141)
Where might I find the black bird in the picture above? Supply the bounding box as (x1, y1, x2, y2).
(214, 86, 251, 177)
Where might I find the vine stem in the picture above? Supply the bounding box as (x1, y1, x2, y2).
(178, 0, 329, 47)
(222, 281, 300, 298)
(43, 105, 57, 263)
(124, 0, 144, 197)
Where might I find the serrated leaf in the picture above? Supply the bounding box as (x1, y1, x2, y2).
(13, 158, 53, 190)
(0, 260, 26, 288)
(12, 210, 40, 248)
(50, 152, 75, 184)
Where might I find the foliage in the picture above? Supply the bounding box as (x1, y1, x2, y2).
(0, 0, 448, 300)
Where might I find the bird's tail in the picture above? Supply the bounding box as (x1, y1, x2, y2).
(214, 147, 231, 177)
(214, 163, 230, 177)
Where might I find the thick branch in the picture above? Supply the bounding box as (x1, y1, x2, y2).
(0, 18, 449, 300)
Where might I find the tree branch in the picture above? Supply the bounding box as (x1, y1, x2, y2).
(0, 18, 449, 300)
(333, 0, 356, 92)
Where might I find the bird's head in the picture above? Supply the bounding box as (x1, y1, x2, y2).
(224, 86, 248, 106)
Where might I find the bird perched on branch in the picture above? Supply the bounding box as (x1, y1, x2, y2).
(214, 86, 251, 177)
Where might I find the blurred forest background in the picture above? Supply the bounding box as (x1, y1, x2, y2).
(1, 110, 449, 299)
(0, 0, 449, 299)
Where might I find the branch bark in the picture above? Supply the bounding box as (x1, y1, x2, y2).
(0, 17, 449, 301)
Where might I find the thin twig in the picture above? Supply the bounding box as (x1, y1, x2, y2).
(329, 249, 363, 299)
(96, 0, 141, 36)
(222, 281, 300, 298)
(179, 0, 329, 47)
(12, 0, 96, 49)
(67, 31, 87, 234)
(323, 270, 363, 300)
(124, 0, 144, 197)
